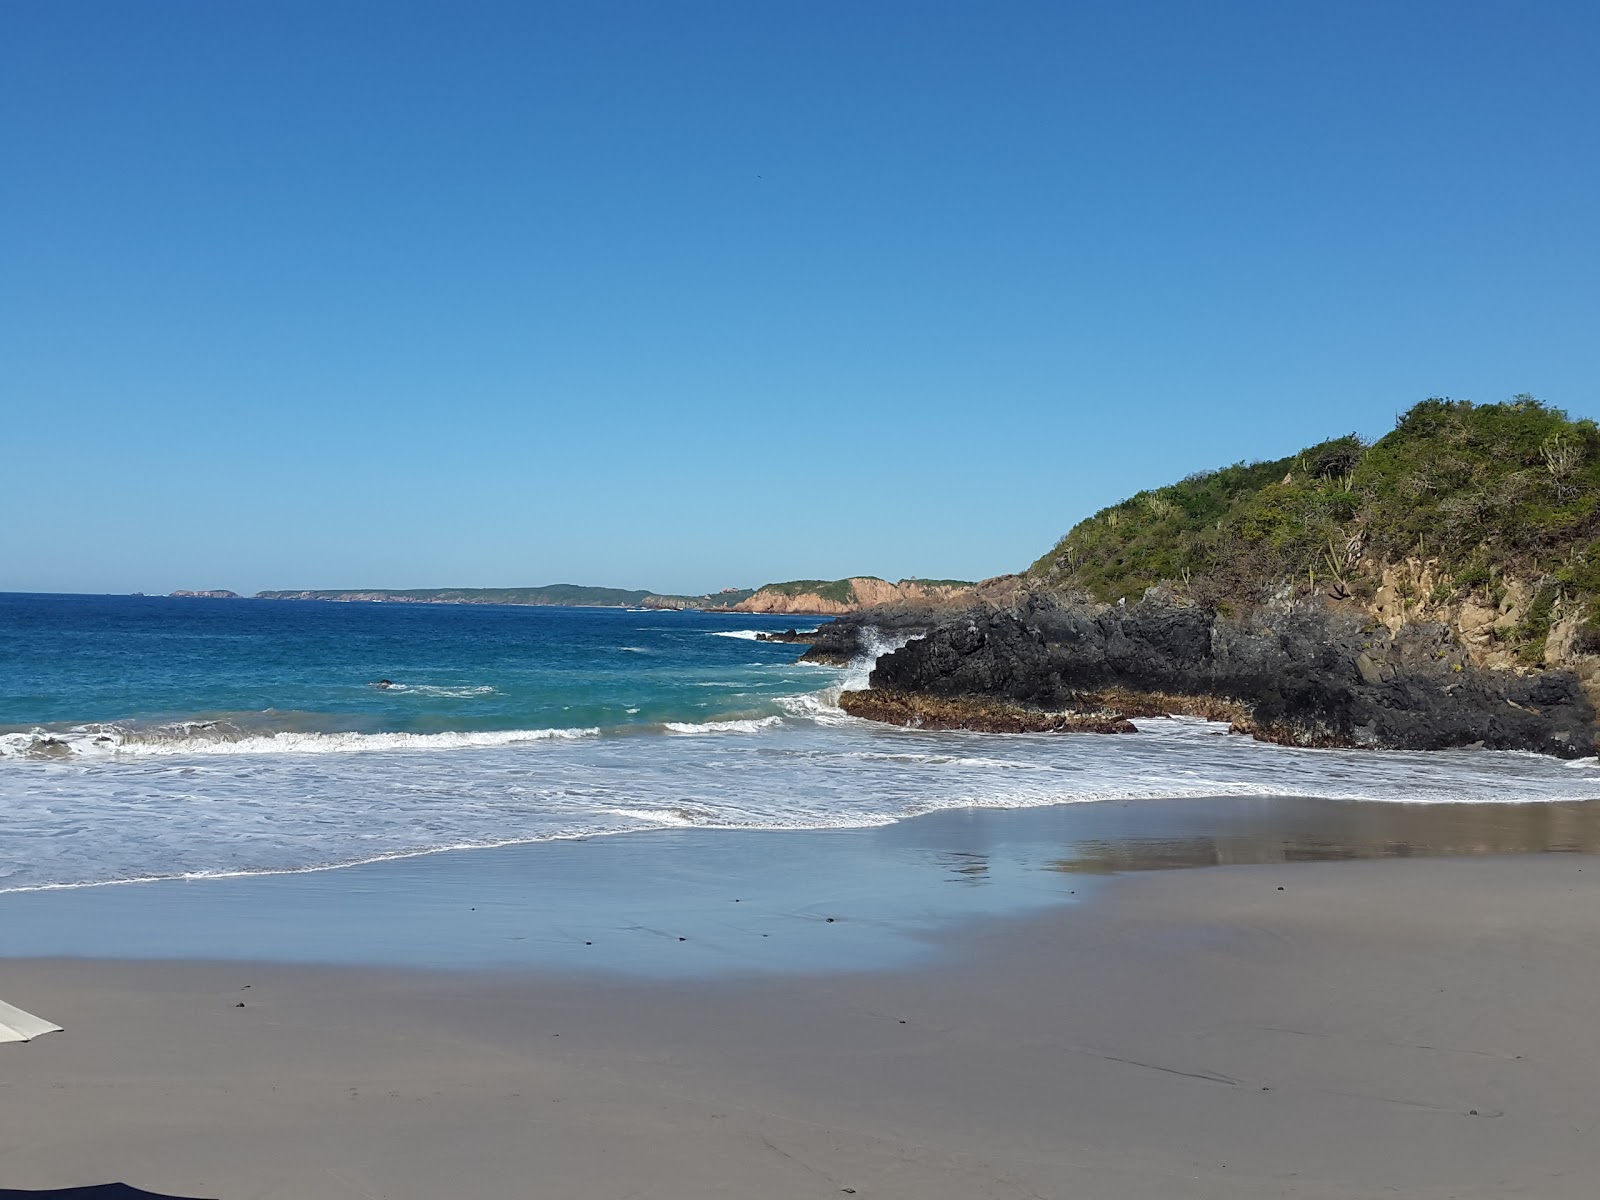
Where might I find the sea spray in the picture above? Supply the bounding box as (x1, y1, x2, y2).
(837, 626, 923, 696)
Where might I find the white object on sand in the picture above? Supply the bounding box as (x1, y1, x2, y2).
(0, 998, 62, 1043)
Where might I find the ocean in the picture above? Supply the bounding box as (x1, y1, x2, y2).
(4, 592, 1600, 897)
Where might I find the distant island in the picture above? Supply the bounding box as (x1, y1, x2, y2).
(174, 577, 978, 615)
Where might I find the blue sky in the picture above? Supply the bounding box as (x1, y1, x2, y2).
(4, 1, 1597, 596)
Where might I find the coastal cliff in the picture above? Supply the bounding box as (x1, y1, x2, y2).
(733, 577, 976, 616)
(837, 398, 1600, 756)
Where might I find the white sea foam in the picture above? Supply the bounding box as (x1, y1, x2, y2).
(663, 716, 784, 734)
(838, 627, 922, 692)
(710, 630, 767, 640)
(5, 715, 1600, 893)
(389, 684, 500, 698)
(9, 601, 1600, 898)
(754, 626, 921, 727)
(0, 724, 598, 759)
(603, 805, 719, 826)
(774, 691, 857, 725)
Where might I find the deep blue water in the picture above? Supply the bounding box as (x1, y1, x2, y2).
(0, 592, 826, 737)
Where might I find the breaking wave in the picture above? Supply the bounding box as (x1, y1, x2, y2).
(0, 724, 600, 759)
(384, 684, 500, 698)
(5, 712, 1600, 893)
(663, 716, 785, 734)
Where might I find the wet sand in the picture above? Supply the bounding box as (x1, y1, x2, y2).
(5, 848, 1600, 1198)
(6, 794, 1600, 973)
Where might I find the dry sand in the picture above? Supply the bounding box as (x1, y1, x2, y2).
(4, 853, 1599, 1199)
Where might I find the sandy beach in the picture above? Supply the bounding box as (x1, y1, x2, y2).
(10, 0, 1597, 1194)
(5, 847, 1600, 1199)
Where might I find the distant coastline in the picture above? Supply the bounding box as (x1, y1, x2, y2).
(249, 585, 742, 610)
(168, 576, 979, 616)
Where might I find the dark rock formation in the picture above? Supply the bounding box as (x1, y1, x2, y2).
(765, 606, 954, 666)
(863, 590, 1597, 756)
(838, 690, 1136, 734)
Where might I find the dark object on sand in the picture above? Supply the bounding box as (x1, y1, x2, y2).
(0, 1187, 217, 1199)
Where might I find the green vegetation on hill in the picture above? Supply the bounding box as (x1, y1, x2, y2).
(645, 588, 758, 608)
(1031, 398, 1600, 644)
(759, 579, 877, 605)
(753, 577, 977, 605)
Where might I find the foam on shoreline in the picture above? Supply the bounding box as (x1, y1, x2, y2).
(0, 723, 602, 758)
(4, 711, 1600, 895)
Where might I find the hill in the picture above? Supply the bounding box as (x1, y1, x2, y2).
(837, 398, 1600, 757)
(1027, 397, 1600, 667)
(733, 577, 977, 615)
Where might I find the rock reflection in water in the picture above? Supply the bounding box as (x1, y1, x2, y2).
(939, 851, 991, 884)
(1048, 797, 1600, 874)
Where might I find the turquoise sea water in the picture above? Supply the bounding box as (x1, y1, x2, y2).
(4, 592, 1600, 897)
(0, 592, 828, 737)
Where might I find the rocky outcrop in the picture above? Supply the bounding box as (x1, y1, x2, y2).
(642, 595, 729, 611)
(169, 590, 240, 599)
(753, 576, 1026, 664)
(1315, 555, 1600, 715)
(825, 399, 1600, 757)
(857, 590, 1597, 756)
(838, 690, 1137, 733)
(758, 603, 970, 665)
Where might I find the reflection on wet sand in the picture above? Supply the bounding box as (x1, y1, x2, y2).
(938, 850, 991, 884)
(7, 793, 1600, 974)
(1046, 797, 1600, 874)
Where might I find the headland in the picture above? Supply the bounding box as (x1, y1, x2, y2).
(810, 398, 1600, 757)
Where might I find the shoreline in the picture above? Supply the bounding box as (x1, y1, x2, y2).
(6, 853, 1600, 1197)
(6, 793, 1600, 972)
(6, 775, 1600, 903)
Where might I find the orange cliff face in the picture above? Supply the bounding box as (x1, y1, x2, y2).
(731, 578, 979, 616)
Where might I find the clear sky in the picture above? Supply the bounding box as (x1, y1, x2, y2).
(4, 1, 1597, 596)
